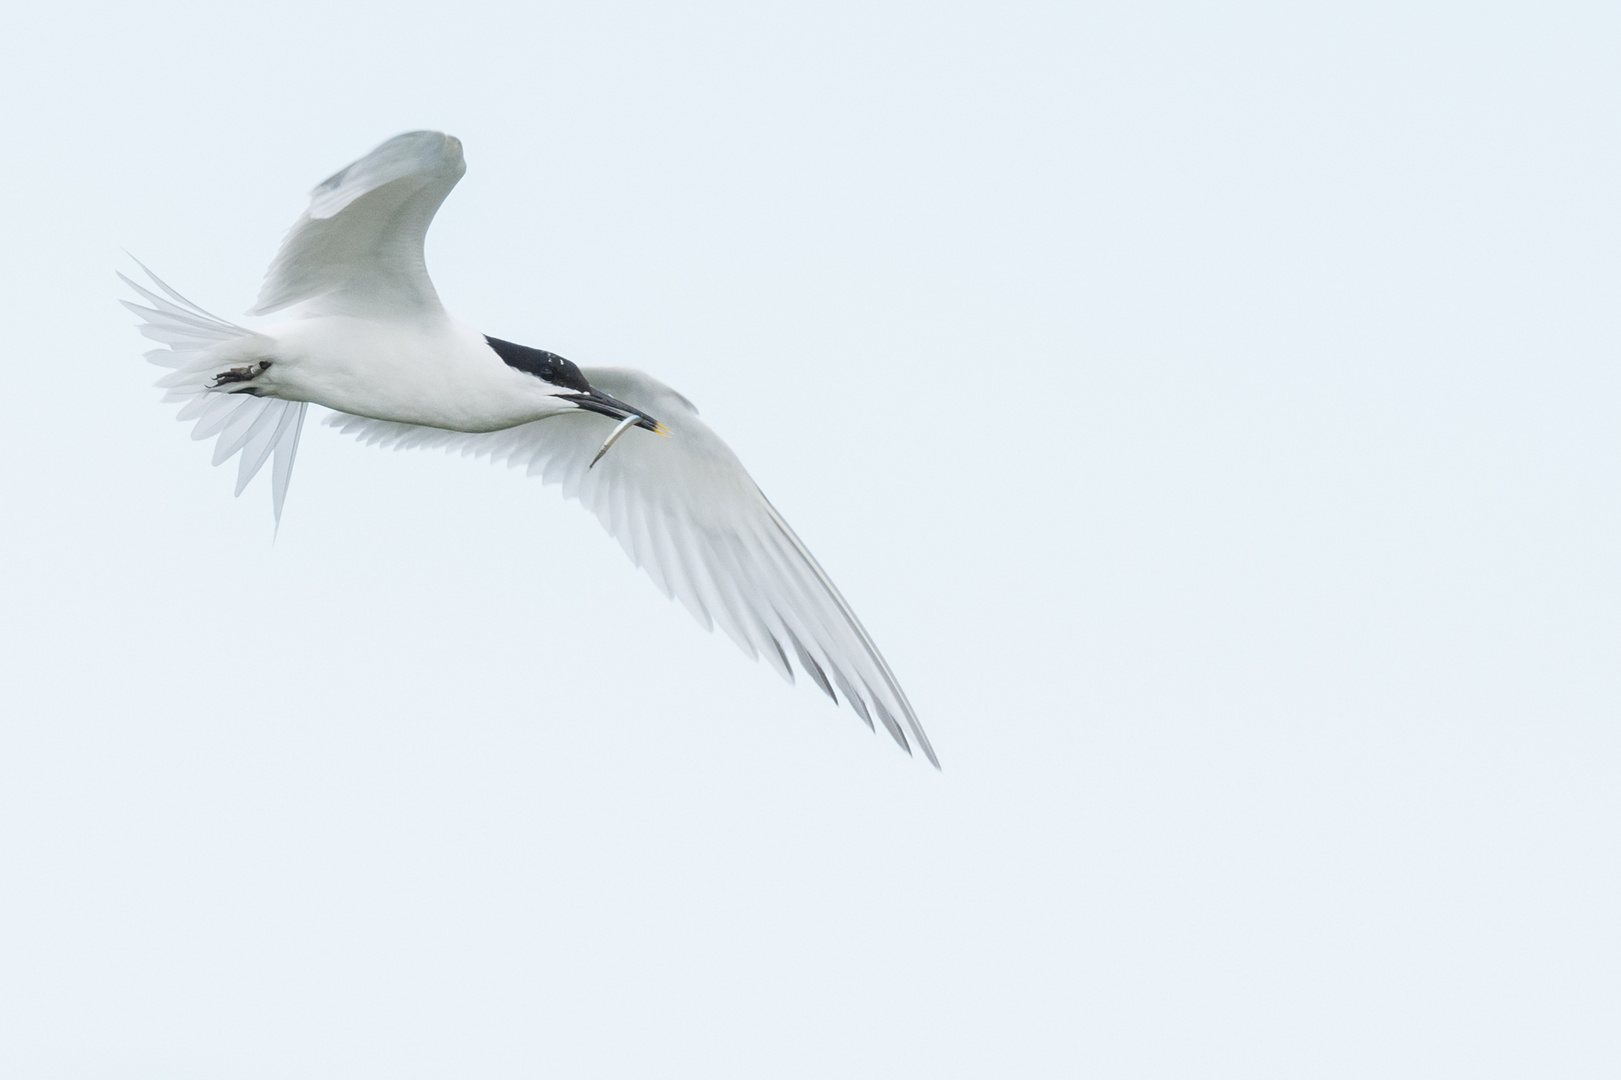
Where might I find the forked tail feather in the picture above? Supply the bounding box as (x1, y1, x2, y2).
(120, 262, 307, 525)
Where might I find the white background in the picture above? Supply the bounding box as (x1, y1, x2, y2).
(1, 2, 1617, 1076)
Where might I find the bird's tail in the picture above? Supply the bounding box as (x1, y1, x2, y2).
(120, 263, 308, 525)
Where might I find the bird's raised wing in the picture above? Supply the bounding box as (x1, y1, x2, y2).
(251, 131, 466, 318)
(328, 367, 935, 765)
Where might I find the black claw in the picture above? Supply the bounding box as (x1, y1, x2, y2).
(210, 360, 271, 388)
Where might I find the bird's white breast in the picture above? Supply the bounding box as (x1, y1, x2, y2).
(259, 315, 568, 432)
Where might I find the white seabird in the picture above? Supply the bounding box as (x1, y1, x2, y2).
(123, 131, 935, 766)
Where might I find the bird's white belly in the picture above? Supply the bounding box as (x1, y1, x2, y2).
(258, 315, 562, 432)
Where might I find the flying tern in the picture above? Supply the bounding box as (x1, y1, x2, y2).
(123, 131, 935, 765)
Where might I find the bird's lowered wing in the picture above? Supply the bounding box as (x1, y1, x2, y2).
(251, 131, 466, 319)
(327, 367, 936, 765)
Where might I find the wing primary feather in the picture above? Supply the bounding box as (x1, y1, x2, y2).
(684, 533, 759, 660)
(630, 497, 672, 596)
(785, 631, 838, 703)
(649, 510, 712, 630)
(738, 525, 889, 739)
(870, 695, 913, 758)
(720, 531, 816, 677)
(605, 475, 641, 566)
(760, 629, 794, 684)
(829, 666, 876, 730)
(628, 493, 664, 582)
(758, 502, 937, 767)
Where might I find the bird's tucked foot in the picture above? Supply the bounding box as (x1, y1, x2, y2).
(209, 359, 272, 394)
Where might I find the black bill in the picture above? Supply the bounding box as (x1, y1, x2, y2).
(563, 387, 668, 435)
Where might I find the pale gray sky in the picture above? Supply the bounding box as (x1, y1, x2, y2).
(1, 2, 1617, 1076)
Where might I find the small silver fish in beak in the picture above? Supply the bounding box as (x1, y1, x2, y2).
(591, 413, 645, 468)
(558, 383, 670, 467)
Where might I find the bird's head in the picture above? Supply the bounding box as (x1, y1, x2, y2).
(485, 335, 667, 435)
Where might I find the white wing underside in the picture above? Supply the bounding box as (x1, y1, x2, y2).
(251, 131, 466, 318)
(328, 369, 936, 765)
